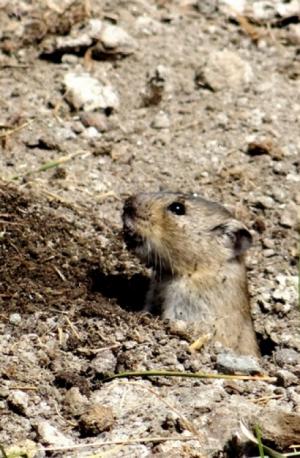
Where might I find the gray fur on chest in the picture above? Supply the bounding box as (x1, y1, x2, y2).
(145, 276, 214, 322)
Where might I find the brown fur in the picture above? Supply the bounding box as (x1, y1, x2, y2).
(122, 192, 260, 356)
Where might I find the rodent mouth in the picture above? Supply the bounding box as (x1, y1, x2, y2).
(122, 226, 144, 251)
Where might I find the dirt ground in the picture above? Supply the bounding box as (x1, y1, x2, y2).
(0, 0, 299, 457)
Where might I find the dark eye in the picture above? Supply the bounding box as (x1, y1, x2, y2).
(167, 201, 186, 215)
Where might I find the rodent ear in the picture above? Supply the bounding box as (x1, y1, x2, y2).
(212, 222, 252, 257)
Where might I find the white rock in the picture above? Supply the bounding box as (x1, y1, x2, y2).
(216, 352, 261, 374)
(219, 0, 246, 15)
(37, 421, 74, 447)
(272, 275, 298, 305)
(55, 33, 92, 52)
(64, 72, 119, 112)
(288, 24, 300, 45)
(280, 203, 300, 228)
(201, 50, 253, 91)
(88, 18, 104, 38)
(9, 313, 21, 325)
(82, 126, 102, 139)
(99, 23, 137, 54)
(8, 390, 29, 415)
(276, 0, 300, 18)
(151, 111, 170, 129)
(252, 1, 276, 21)
(280, 211, 294, 228)
(273, 301, 292, 314)
(287, 173, 300, 182)
(256, 195, 275, 209)
(91, 349, 117, 374)
(250, 0, 300, 21)
(44, 19, 136, 57)
(61, 54, 79, 65)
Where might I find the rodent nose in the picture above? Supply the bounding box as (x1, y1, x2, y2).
(123, 196, 137, 219)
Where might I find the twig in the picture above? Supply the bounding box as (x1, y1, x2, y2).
(0, 64, 30, 69)
(43, 435, 199, 452)
(77, 344, 121, 354)
(65, 316, 80, 339)
(10, 151, 91, 181)
(9, 386, 37, 391)
(53, 265, 67, 282)
(103, 370, 277, 383)
(253, 394, 284, 404)
(0, 119, 34, 139)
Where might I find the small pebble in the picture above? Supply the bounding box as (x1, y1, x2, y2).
(82, 126, 101, 139)
(64, 387, 88, 416)
(8, 390, 29, 415)
(64, 72, 119, 112)
(273, 162, 287, 175)
(256, 196, 275, 209)
(61, 54, 78, 65)
(196, 49, 253, 92)
(274, 348, 300, 367)
(272, 188, 286, 202)
(79, 404, 114, 436)
(80, 112, 108, 132)
(280, 203, 299, 228)
(37, 421, 74, 447)
(275, 369, 298, 387)
(263, 249, 275, 258)
(98, 22, 137, 55)
(273, 302, 292, 315)
(151, 111, 170, 129)
(262, 238, 274, 249)
(216, 351, 262, 375)
(90, 350, 117, 375)
(9, 313, 22, 326)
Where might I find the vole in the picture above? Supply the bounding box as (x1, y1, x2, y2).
(122, 192, 259, 356)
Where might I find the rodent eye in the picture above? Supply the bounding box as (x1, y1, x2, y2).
(167, 201, 186, 215)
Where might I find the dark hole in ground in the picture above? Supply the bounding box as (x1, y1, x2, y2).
(257, 333, 277, 356)
(39, 47, 88, 63)
(88, 268, 150, 312)
(54, 370, 91, 395)
(39, 48, 127, 64)
(274, 15, 300, 28)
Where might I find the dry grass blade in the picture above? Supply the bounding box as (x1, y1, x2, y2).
(10, 151, 91, 181)
(0, 119, 34, 139)
(103, 370, 276, 383)
(240, 421, 285, 458)
(43, 435, 199, 452)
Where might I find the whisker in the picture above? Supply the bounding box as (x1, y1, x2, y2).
(163, 243, 174, 276)
(158, 251, 162, 281)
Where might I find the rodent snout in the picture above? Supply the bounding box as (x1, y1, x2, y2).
(122, 196, 144, 251)
(123, 196, 137, 220)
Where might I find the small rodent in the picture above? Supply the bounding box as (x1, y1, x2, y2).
(122, 192, 259, 357)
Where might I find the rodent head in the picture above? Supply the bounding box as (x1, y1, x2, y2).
(122, 192, 252, 275)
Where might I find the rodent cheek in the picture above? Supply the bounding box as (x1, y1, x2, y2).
(216, 243, 233, 262)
